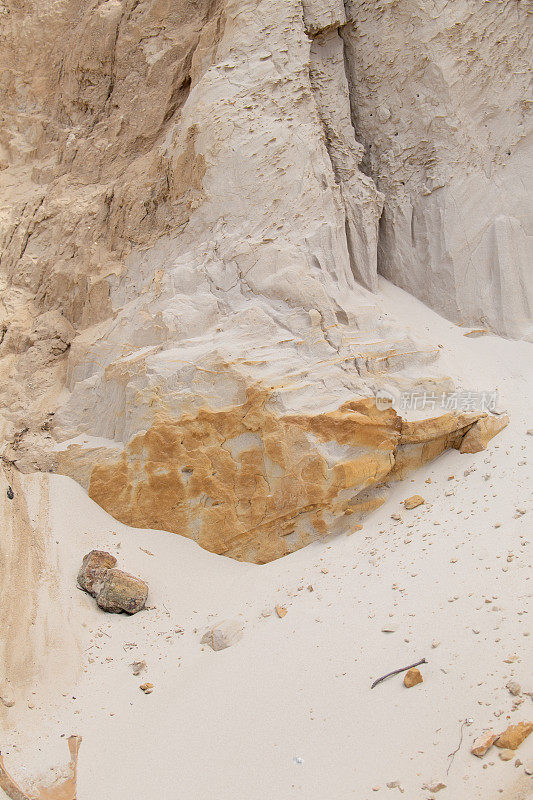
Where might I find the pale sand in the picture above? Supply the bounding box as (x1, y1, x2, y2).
(1, 281, 532, 799)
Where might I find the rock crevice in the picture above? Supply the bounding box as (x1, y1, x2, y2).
(304, 0, 383, 292)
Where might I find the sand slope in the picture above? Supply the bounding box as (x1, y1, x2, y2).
(1, 283, 532, 799)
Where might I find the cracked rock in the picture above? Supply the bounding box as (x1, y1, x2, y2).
(96, 569, 148, 615)
(77, 551, 147, 614)
(77, 550, 117, 595)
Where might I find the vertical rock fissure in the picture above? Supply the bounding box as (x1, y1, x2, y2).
(303, 1, 383, 293)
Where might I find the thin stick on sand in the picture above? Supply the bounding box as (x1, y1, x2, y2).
(371, 658, 427, 689)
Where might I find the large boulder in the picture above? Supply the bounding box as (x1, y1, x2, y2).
(77, 550, 117, 595)
(95, 569, 149, 615)
(77, 551, 147, 615)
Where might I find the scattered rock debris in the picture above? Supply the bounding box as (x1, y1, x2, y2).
(506, 680, 522, 697)
(140, 683, 154, 694)
(386, 779, 403, 791)
(403, 495, 424, 510)
(422, 780, 446, 792)
(471, 730, 498, 758)
(275, 605, 288, 618)
(371, 658, 427, 690)
(201, 621, 243, 651)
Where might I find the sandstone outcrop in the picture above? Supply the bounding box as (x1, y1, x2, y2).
(63, 394, 484, 563)
(0, 0, 517, 563)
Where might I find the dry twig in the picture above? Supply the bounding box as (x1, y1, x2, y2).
(446, 719, 468, 775)
(370, 658, 427, 689)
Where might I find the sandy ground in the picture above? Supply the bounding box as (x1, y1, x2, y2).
(1, 280, 532, 800)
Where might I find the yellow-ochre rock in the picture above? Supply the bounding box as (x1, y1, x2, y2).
(495, 722, 533, 751)
(459, 415, 510, 454)
(54, 391, 490, 564)
(404, 495, 425, 510)
(404, 668, 423, 688)
(471, 730, 498, 758)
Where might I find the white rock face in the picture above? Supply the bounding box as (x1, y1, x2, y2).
(55, 0, 395, 441)
(0, 0, 521, 561)
(342, 0, 533, 339)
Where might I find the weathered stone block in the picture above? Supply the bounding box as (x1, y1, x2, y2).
(77, 550, 117, 595)
(95, 568, 148, 615)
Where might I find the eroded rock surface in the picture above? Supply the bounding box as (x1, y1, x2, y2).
(71, 394, 483, 563)
(342, 0, 533, 339)
(0, 0, 516, 562)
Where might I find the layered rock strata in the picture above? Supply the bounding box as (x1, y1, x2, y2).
(77, 393, 485, 563)
(0, 0, 516, 562)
